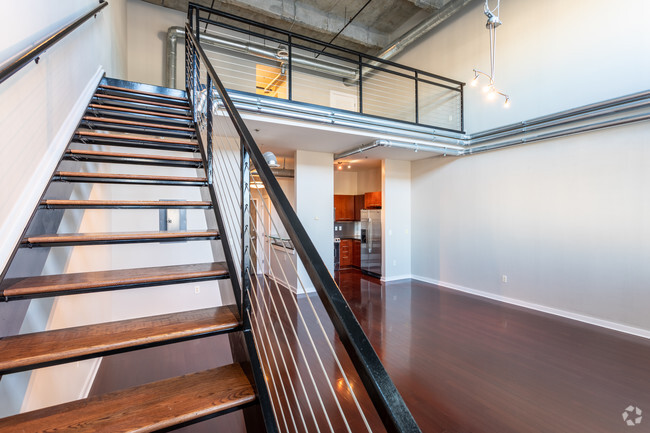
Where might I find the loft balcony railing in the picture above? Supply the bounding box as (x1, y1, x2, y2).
(186, 3, 422, 432)
(187, 3, 464, 133)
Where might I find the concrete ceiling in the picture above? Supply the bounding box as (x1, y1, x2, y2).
(141, 0, 459, 54)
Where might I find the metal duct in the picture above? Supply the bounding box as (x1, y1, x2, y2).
(166, 26, 357, 88)
(331, 90, 650, 159)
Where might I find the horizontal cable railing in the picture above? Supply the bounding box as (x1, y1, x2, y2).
(0, 1, 109, 85)
(187, 2, 464, 133)
(186, 7, 421, 433)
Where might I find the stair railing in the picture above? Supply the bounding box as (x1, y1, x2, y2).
(0, 1, 108, 85)
(186, 8, 421, 433)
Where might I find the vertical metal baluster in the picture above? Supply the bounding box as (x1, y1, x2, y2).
(195, 8, 200, 43)
(414, 71, 419, 124)
(207, 75, 213, 185)
(287, 35, 293, 101)
(460, 84, 465, 132)
(241, 139, 251, 317)
(358, 55, 363, 114)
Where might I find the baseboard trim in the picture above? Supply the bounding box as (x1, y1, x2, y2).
(381, 274, 413, 282)
(411, 275, 650, 340)
(0, 66, 105, 274)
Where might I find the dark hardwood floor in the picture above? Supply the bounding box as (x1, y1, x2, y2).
(332, 269, 650, 433)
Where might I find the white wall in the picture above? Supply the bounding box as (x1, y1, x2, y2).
(382, 160, 412, 281)
(295, 150, 334, 292)
(401, 0, 650, 335)
(0, 0, 128, 415)
(396, 0, 650, 133)
(126, 0, 185, 87)
(0, 0, 128, 276)
(333, 167, 381, 195)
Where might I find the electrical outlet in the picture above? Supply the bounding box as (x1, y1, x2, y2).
(501, 275, 508, 283)
(195, 286, 201, 294)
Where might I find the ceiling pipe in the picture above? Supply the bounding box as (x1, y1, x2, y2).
(166, 26, 357, 88)
(333, 91, 650, 159)
(343, 0, 474, 85)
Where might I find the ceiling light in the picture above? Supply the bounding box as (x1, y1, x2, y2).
(471, 0, 510, 108)
(263, 151, 280, 168)
(347, 164, 351, 169)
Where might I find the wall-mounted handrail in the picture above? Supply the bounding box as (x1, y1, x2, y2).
(0, 1, 109, 85)
(186, 9, 421, 432)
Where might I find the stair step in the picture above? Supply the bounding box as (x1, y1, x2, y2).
(74, 130, 199, 152)
(64, 149, 203, 168)
(0, 262, 228, 301)
(88, 103, 193, 121)
(0, 363, 255, 432)
(81, 116, 195, 137)
(40, 199, 212, 209)
(93, 93, 191, 112)
(53, 171, 208, 186)
(98, 84, 189, 102)
(22, 230, 220, 247)
(0, 305, 237, 373)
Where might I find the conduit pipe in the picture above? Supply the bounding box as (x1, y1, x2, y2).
(166, 26, 357, 88)
(343, 0, 474, 85)
(332, 90, 650, 159)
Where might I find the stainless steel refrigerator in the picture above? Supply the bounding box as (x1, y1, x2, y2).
(360, 209, 381, 277)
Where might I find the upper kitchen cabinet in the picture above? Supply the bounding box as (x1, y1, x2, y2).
(354, 194, 365, 220)
(334, 194, 355, 221)
(364, 191, 382, 209)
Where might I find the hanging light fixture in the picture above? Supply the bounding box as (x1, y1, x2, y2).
(471, 0, 510, 108)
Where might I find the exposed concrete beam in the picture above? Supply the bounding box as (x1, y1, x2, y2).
(404, 0, 453, 11)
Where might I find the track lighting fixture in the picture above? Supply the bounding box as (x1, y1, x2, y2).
(471, 0, 510, 108)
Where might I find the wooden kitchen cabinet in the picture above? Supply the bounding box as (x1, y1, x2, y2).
(352, 239, 361, 267)
(340, 239, 352, 267)
(364, 191, 382, 209)
(334, 195, 354, 221)
(354, 194, 365, 220)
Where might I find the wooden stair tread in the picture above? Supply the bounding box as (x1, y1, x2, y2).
(76, 130, 197, 146)
(66, 149, 202, 163)
(1, 262, 227, 299)
(0, 262, 228, 299)
(82, 115, 195, 132)
(0, 363, 255, 432)
(42, 199, 212, 207)
(54, 171, 207, 182)
(0, 305, 237, 373)
(94, 93, 191, 110)
(23, 230, 219, 245)
(88, 103, 193, 120)
(99, 84, 188, 102)
(0, 262, 228, 298)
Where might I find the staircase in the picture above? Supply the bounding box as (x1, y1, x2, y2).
(0, 78, 259, 431)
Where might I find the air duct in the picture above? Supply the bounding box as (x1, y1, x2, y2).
(166, 27, 357, 88)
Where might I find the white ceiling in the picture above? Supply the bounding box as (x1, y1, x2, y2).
(242, 110, 445, 166)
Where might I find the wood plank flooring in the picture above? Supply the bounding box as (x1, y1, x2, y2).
(333, 270, 650, 433)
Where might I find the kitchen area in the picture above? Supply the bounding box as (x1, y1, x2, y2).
(333, 161, 382, 278)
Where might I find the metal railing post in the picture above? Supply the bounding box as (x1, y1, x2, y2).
(287, 35, 293, 101)
(206, 75, 213, 184)
(358, 55, 363, 113)
(194, 7, 200, 42)
(240, 139, 251, 316)
(414, 71, 419, 124)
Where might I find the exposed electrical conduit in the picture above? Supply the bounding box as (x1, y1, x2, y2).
(166, 27, 357, 88)
(333, 91, 650, 158)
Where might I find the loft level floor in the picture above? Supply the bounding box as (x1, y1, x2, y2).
(335, 269, 650, 433)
